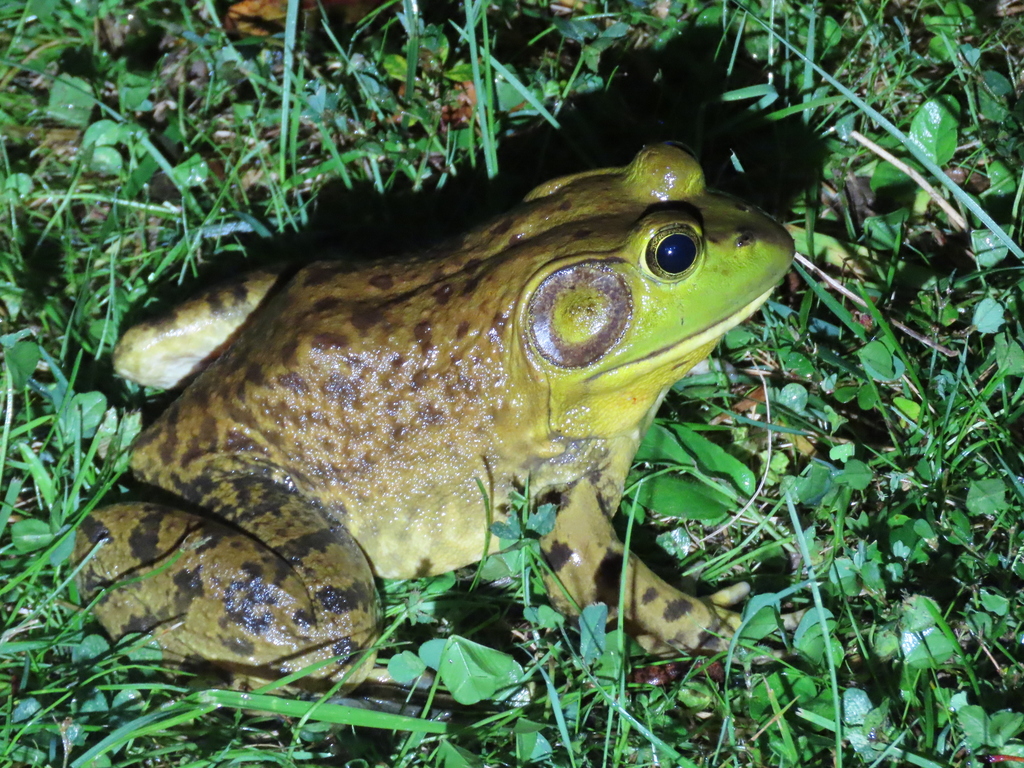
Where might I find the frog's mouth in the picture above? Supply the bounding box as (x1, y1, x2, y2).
(669, 286, 778, 369)
(587, 286, 777, 381)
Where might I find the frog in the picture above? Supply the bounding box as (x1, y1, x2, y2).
(74, 143, 796, 691)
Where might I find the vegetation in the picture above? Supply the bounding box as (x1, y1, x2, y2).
(2, 0, 1023, 765)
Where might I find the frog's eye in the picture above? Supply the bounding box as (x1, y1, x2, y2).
(646, 227, 701, 279)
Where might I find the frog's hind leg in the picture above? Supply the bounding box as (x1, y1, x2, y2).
(75, 481, 378, 691)
(540, 478, 791, 656)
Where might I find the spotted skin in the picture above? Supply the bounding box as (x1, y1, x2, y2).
(78, 469, 378, 689)
(74, 144, 795, 690)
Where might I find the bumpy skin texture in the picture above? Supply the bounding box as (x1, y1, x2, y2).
(75, 144, 795, 690)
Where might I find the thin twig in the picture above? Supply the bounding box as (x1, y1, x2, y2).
(795, 251, 958, 358)
(849, 130, 968, 231)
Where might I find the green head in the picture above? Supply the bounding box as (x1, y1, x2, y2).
(506, 143, 794, 439)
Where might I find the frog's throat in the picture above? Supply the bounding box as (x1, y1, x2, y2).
(587, 286, 777, 382)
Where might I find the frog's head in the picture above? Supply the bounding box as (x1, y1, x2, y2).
(508, 143, 794, 441)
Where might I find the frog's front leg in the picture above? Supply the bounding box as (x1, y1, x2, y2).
(541, 477, 751, 655)
(75, 466, 378, 690)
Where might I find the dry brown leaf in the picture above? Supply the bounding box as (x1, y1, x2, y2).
(224, 0, 386, 36)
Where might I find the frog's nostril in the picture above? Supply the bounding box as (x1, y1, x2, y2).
(735, 230, 754, 248)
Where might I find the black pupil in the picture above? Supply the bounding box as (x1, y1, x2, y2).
(656, 233, 698, 274)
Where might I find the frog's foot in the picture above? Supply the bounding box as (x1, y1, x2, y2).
(706, 581, 751, 608)
(632, 570, 805, 655)
(620, 557, 745, 656)
(633, 565, 808, 654)
(540, 478, 799, 657)
(708, 580, 804, 631)
(75, 496, 379, 692)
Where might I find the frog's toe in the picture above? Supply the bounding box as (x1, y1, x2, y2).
(781, 608, 806, 630)
(708, 583, 803, 632)
(706, 581, 751, 608)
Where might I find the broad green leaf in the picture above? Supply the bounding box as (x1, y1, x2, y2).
(893, 396, 921, 422)
(834, 386, 858, 404)
(836, 459, 872, 490)
(515, 722, 553, 762)
(438, 742, 484, 768)
(388, 651, 426, 684)
(912, 519, 937, 544)
(553, 17, 598, 42)
(958, 43, 981, 66)
(381, 54, 407, 81)
(957, 705, 989, 750)
(956, 705, 1023, 750)
(421, 571, 456, 598)
(984, 161, 1014, 196)
(89, 146, 123, 175)
(991, 333, 1024, 376)
(989, 711, 1024, 746)
(858, 340, 905, 381)
(979, 590, 1009, 616)
(490, 516, 522, 540)
(60, 391, 108, 440)
(12, 697, 41, 723)
(971, 230, 1008, 267)
(601, 21, 629, 39)
(83, 119, 123, 147)
(829, 443, 856, 462)
(579, 603, 607, 663)
(635, 422, 692, 465)
(50, 530, 76, 566)
(526, 503, 555, 535)
(793, 611, 841, 665)
(72, 634, 111, 665)
(75, 688, 109, 715)
(908, 96, 959, 165)
(3, 172, 34, 199)
(778, 382, 808, 414)
(418, 638, 446, 670)
(634, 474, 730, 523)
(11, 518, 53, 552)
(436, 636, 524, 705)
(671, 424, 756, 494)
(830, 557, 859, 593)
(47, 75, 93, 127)
(655, 527, 691, 559)
(972, 297, 1004, 333)
(856, 386, 878, 409)
(737, 598, 785, 641)
(901, 626, 957, 668)
(5, 340, 40, 389)
(966, 478, 1007, 516)
(863, 209, 909, 251)
(523, 605, 562, 629)
(790, 462, 834, 504)
(843, 688, 873, 726)
(983, 69, 1013, 97)
(171, 156, 210, 188)
(119, 71, 154, 111)
(870, 161, 915, 199)
(901, 595, 941, 633)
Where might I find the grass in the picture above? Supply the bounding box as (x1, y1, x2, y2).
(2, 0, 1024, 765)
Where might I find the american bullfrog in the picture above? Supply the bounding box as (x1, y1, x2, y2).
(75, 144, 795, 690)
